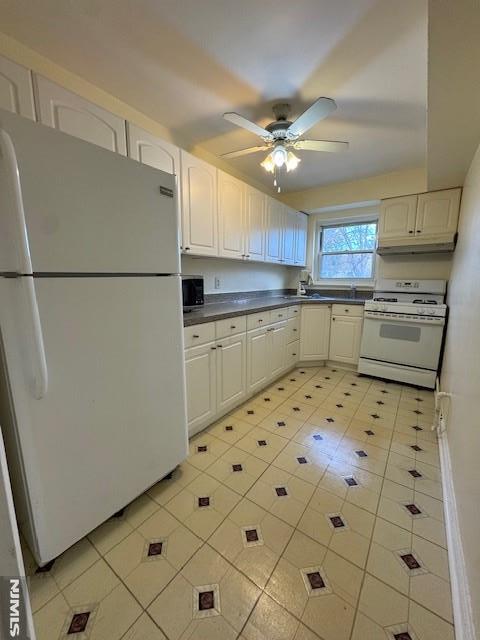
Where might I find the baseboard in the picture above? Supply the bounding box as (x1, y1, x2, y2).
(438, 432, 477, 640)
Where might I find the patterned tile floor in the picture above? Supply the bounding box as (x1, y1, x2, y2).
(25, 366, 455, 640)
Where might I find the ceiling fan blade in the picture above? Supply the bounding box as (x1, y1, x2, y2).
(287, 98, 337, 138)
(223, 112, 273, 140)
(293, 139, 348, 152)
(221, 145, 270, 159)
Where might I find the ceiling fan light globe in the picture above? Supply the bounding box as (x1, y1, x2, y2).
(272, 145, 287, 168)
(260, 153, 275, 173)
(286, 151, 301, 172)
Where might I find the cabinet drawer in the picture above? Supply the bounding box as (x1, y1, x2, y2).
(184, 322, 216, 348)
(286, 317, 300, 343)
(215, 315, 247, 339)
(331, 304, 364, 318)
(247, 311, 270, 330)
(269, 308, 288, 323)
(288, 305, 301, 318)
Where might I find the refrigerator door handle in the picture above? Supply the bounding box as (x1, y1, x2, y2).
(0, 129, 33, 274)
(0, 129, 48, 398)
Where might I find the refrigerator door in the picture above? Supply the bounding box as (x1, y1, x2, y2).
(0, 274, 187, 563)
(0, 108, 180, 275)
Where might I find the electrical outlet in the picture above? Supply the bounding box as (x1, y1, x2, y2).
(214, 277, 221, 289)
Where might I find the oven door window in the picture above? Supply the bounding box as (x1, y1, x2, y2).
(379, 323, 421, 342)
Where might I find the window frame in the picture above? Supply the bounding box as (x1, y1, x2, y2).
(314, 217, 378, 286)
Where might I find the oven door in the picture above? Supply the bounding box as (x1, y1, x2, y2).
(360, 314, 444, 370)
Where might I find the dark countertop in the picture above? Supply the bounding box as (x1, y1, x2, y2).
(183, 295, 368, 326)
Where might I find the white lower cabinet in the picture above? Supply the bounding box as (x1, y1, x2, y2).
(247, 327, 269, 393)
(300, 306, 331, 361)
(184, 341, 217, 435)
(329, 315, 363, 364)
(185, 303, 365, 435)
(216, 333, 247, 413)
(269, 321, 288, 378)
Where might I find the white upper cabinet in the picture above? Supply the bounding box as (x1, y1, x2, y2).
(294, 212, 308, 266)
(218, 170, 245, 259)
(379, 195, 418, 241)
(378, 188, 461, 250)
(127, 123, 182, 236)
(265, 197, 283, 263)
(416, 189, 461, 237)
(127, 123, 180, 175)
(181, 151, 218, 256)
(282, 206, 296, 265)
(244, 186, 265, 261)
(34, 76, 127, 155)
(0, 56, 35, 119)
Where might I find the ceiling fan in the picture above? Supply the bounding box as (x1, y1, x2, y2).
(222, 97, 348, 189)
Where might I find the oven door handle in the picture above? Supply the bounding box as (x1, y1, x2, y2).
(364, 312, 445, 326)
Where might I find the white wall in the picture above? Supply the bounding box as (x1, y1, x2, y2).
(440, 141, 480, 635)
(181, 255, 291, 295)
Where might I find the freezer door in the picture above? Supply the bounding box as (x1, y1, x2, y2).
(0, 275, 187, 563)
(0, 108, 180, 274)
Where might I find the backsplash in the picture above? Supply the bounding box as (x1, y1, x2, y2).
(181, 255, 292, 294)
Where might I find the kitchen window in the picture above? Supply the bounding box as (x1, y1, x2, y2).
(315, 220, 377, 282)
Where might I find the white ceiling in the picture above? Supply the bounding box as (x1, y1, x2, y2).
(0, 0, 427, 192)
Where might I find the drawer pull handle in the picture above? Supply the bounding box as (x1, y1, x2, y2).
(193, 334, 200, 338)
(211, 346, 216, 350)
(345, 309, 349, 312)
(292, 353, 297, 356)
(258, 319, 263, 323)
(230, 325, 236, 329)
(217, 344, 223, 348)
(293, 328, 297, 332)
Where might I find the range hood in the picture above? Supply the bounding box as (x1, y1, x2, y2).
(377, 234, 457, 255)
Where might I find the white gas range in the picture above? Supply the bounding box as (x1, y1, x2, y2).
(358, 279, 447, 388)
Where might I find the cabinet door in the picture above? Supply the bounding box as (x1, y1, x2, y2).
(379, 195, 417, 241)
(216, 333, 247, 413)
(300, 306, 331, 361)
(265, 197, 283, 263)
(181, 151, 218, 256)
(0, 56, 35, 119)
(127, 123, 182, 242)
(416, 189, 461, 237)
(268, 321, 288, 379)
(34, 76, 127, 154)
(245, 186, 265, 261)
(329, 315, 363, 364)
(282, 207, 296, 265)
(294, 212, 308, 266)
(218, 170, 245, 259)
(247, 327, 269, 393)
(184, 342, 217, 435)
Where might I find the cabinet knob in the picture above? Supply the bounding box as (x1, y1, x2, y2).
(293, 328, 297, 332)
(193, 334, 200, 338)
(292, 353, 297, 356)
(246, 254, 250, 258)
(217, 344, 223, 348)
(417, 230, 422, 233)
(332, 317, 336, 322)
(241, 254, 245, 257)
(345, 309, 349, 313)
(408, 230, 413, 234)
(184, 246, 191, 251)
(258, 319, 263, 323)
(230, 325, 236, 329)
(211, 346, 216, 350)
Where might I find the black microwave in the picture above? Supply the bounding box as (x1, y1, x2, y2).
(182, 276, 204, 311)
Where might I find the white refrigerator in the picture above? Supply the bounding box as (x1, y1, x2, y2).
(0, 108, 188, 565)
